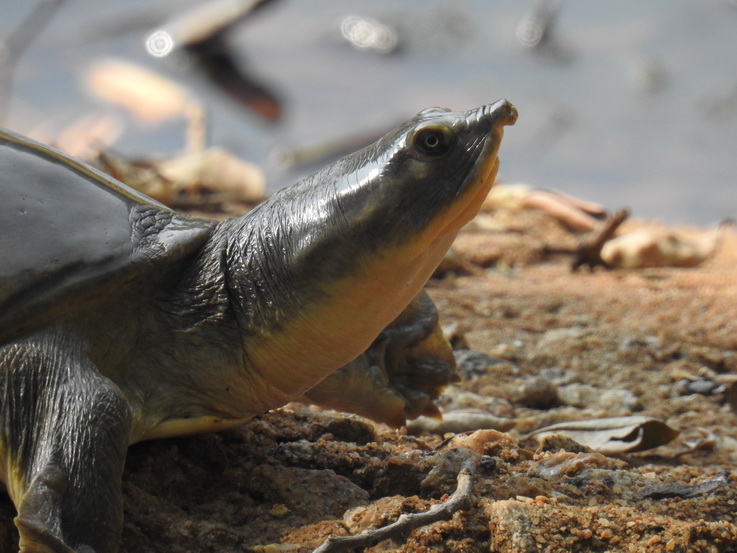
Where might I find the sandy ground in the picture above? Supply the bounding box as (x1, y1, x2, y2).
(2, 205, 736, 553)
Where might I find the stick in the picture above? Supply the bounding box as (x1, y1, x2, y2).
(570, 209, 629, 271)
(543, 209, 629, 271)
(312, 459, 476, 553)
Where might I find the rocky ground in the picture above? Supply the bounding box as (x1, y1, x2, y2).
(2, 202, 736, 553)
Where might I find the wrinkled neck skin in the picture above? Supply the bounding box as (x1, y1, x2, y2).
(214, 134, 500, 407)
(152, 100, 515, 425)
(216, 162, 410, 406)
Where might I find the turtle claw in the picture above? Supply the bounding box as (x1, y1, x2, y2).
(302, 291, 457, 427)
(15, 517, 75, 553)
(15, 464, 74, 553)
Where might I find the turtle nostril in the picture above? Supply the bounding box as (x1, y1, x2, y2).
(501, 101, 519, 126)
(466, 99, 518, 129)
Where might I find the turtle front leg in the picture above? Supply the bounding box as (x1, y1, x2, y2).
(0, 335, 131, 553)
(301, 291, 457, 427)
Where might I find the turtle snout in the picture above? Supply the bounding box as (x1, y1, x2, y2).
(466, 99, 518, 129)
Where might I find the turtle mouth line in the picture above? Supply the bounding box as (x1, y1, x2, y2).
(437, 154, 499, 238)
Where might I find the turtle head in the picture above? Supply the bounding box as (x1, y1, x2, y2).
(220, 100, 516, 408)
(329, 99, 518, 252)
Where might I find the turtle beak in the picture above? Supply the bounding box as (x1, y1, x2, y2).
(466, 99, 518, 129)
(435, 99, 516, 236)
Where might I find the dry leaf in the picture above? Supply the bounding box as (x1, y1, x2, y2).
(528, 415, 679, 454)
(601, 222, 732, 269)
(51, 113, 124, 158)
(155, 148, 265, 202)
(406, 409, 515, 435)
(86, 59, 195, 123)
(95, 147, 265, 206)
(481, 183, 606, 232)
(636, 471, 730, 500)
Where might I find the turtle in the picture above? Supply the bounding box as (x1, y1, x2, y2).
(0, 99, 517, 553)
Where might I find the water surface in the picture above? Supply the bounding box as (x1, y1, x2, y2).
(3, 0, 736, 224)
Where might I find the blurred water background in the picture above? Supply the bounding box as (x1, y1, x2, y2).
(2, 0, 736, 225)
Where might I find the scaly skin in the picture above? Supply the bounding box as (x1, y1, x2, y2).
(0, 100, 516, 552)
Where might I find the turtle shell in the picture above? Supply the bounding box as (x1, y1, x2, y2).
(0, 128, 216, 344)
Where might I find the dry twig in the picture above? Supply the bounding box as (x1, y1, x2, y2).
(570, 209, 629, 271)
(543, 209, 629, 271)
(312, 459, 476, 553)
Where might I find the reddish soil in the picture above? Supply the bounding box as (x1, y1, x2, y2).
(2, 205, 736, 553)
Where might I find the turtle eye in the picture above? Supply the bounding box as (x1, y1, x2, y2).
(412, 126, 455, 157)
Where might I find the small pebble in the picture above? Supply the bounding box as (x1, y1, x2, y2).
(558, 383, 640, 412)
(539, 366, 573, 384)
(454, 349, 509, 378)
(513, 377, 559, 409)
(440, 387, 515, 417)
(535, 433, 592, 454)
(675, 378, 723, 397)
(420, 448, 477, 495)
